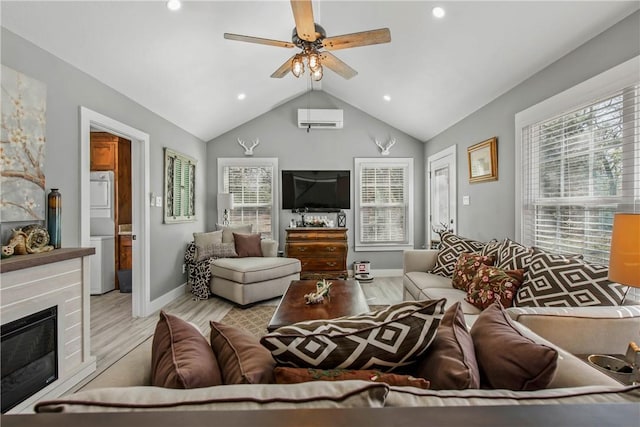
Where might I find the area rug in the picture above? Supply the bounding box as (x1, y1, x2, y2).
(219, 304, 388, 338)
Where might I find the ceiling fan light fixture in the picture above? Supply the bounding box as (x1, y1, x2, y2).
(311, 66, 323, 81)
(292, 54, 305, 78)
(308, 52, 321, 71)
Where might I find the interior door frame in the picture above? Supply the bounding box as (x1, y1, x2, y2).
(80, 107, 150, 317)
(426, 145, 457, 247)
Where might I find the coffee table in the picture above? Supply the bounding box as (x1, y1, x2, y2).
(267, 279, 369, 332)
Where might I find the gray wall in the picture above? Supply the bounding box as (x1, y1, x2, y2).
(1, 29, 207, 300)
(424, 11, 640, 243)
(207, 91, 424, 270)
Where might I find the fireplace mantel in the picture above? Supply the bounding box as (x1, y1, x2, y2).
(0, 248, 96, 413)
(0, 248, 94, 273)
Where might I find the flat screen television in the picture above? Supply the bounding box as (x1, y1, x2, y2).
(282, 170, 350, 211)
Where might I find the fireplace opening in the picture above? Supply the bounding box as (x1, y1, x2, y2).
(1, 306, 58, 413)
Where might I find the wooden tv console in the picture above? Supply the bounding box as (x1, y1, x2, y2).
(285, 228, 348, 280)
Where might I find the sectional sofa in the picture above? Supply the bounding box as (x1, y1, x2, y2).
(26, 232, 640, 416)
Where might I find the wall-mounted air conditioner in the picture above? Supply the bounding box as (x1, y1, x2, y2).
(297, 109, 344, 129)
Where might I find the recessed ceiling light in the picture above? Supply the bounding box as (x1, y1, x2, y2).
(167, 0, 181, 11)
(237, 93, 246, 100)
(432, 6, 445, 19)
(383, 95, 391, 102)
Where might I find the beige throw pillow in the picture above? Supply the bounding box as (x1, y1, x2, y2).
(193, 230, 223, 262)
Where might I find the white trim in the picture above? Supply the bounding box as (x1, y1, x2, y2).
(80, 107, 151, 317)
(217, 157, 279, 239)
(147, 282, 187, 314)
(426, 145, 457, 247)
(514, 56, 640, 241)
(354, 157, 414, 252)
(370, 268, 403, 277)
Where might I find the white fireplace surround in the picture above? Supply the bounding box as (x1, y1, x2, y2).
(0, 250, 96, 413)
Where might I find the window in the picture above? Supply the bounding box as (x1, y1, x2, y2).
(355, 158, 414, 251)
(164, 148, 196, 223)
(516, 58, 639, 265)
(218, 158, 278, 239)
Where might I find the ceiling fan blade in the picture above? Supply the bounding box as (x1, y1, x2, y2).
(290, 0, 317, 42)
(271, 55, 295, 78)
(322, 28, 391, 51)
(320, 52, 358, 80)
(224, 33, 295, 49)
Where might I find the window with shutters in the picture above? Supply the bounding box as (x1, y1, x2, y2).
(164, 148, 196, 223)
(516, 58, 639, 265)
(218, 158, 278, 239)
(355, 158, 414, 251)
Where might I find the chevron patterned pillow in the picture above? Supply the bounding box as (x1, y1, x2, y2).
(515, 249, 627, 307)
(260, 299, 445, 372)
(430, 232, 486, 278)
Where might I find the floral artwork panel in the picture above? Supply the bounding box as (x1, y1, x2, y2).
(1, 65, 47, 221)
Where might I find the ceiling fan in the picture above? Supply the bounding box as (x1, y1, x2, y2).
(223, 0, 391, 81)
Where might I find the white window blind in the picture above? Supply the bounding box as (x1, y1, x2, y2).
(164, 148, 196, 223)
(218, 158, 278, 239)
(520, 83, 639, 264)
(355, 158, 413, 251)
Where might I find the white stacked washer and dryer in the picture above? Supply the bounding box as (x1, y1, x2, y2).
(89, 171, 115, 295)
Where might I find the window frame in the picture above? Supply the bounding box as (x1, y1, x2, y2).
(354, 157, 414, 252)
(515, 56, 639, 258)
(164, 148, 196, 224)
(217, 157, 279, 239)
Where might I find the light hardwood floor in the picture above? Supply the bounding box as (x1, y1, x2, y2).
(86, 276, 403, 386)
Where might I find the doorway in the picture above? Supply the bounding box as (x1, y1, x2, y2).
(427, 146, 457, 248)
(80, 107, 150, 317)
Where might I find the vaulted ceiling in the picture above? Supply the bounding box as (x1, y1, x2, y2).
(2, 1, 638, 142)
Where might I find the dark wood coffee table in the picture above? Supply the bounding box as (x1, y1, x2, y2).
(267, 279, 369, 332)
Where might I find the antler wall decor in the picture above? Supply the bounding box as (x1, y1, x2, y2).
(237, 138, 260, 156)
(374, 137, 396, 156)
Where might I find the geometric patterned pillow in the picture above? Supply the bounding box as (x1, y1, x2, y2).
(260, 299, 445, 372)
(430, 232, 486, 278)
(480, 239, 501, 259)
(451, 252, 495, 291)
(496, 239, 532, 271)
(465, 265, 524, 310)
(514, 249, 626, 307)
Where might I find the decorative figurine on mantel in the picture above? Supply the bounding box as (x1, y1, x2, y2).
(304, 279, 333, 304)
(3, 224, 54, 257)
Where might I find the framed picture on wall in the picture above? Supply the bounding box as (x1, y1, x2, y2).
(467, 137, 498, 183)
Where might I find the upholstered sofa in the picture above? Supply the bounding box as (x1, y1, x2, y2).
(185, 229, 301, 306)
(403, 242, 640, 355)
(32, 303, 640, 414)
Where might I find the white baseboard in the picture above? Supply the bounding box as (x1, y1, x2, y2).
(147, 282, 187, 314)
(371, 269, 403, 277)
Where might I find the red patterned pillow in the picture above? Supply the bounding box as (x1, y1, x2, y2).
(465, 265, 524, 310)
(274, 367, 430, 389)
(451, 253, 495, 291)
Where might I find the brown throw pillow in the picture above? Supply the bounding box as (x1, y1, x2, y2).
(451, 253, 495, 291)
(470, 301, 558, 390)
(209, 321, 275, 384)
(151, 311, 222, 389)
(415, 302, 480, 390)
(274, 367, 430, 389)
(465, 265, 524, 310)
(233, 232, 263, 257)
(216, 223, 252, 243)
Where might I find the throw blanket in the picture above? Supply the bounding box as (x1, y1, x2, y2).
(184, 242, 217, 300)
